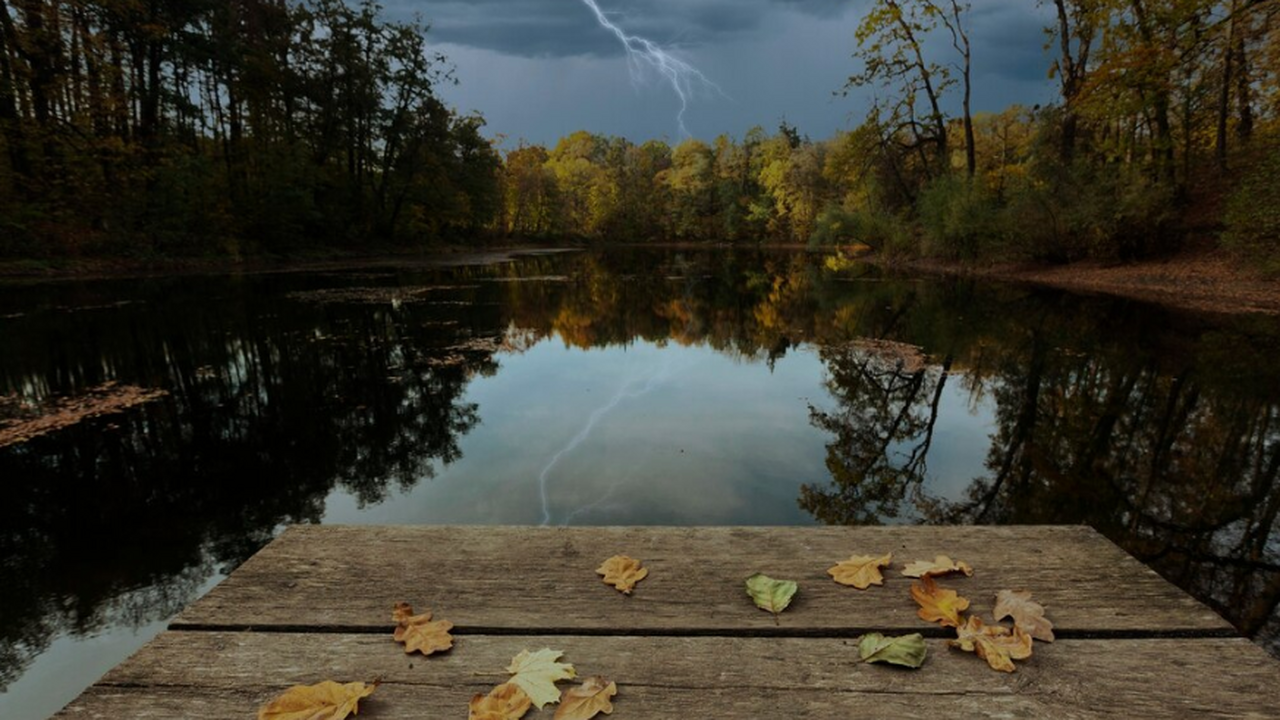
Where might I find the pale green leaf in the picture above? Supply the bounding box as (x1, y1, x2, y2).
(745, 573, 798, 617)
(858, 632, 927, 669)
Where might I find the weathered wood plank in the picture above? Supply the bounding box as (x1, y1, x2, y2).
(57, 633, 1280, 718)
(174, 525, 1231, 634)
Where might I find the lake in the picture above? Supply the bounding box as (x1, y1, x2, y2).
(1, 248, 1277, 719)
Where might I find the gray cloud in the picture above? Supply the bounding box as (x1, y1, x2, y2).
(389, 0, 847, 58)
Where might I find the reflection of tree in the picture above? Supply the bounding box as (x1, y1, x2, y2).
(801, 344, 952, 525)
(0, 285, 486, 688)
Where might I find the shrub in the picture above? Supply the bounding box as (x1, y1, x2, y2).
(916, 174, 1003, 261)
(1223, 139, 1280, 275)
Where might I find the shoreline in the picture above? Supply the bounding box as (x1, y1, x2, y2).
(2, 245, 1276, 317)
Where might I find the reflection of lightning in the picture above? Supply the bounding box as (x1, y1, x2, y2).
(537, 359, 676, 526)
(577, 0, 723, 138)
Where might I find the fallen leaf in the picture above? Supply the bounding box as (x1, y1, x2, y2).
(902, 555, 973, 579)
(858, 633, 927, 668)
(554, 676, 617, 720)
(469, 682, 532, 720)
(745, 573, 798, 618)
(596, 555, 648, 595)
(392, 602, 454, 656)
(993, 590, 1055, 642)
(827, 553, 892, 589)
(910, 576, 969, 628)
(507, 648, 577, 709)
(950, 615, 1034, 672)
(258, 680, 377, 720)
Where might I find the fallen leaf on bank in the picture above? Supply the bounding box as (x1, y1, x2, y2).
(911, 576, 969, 628)
(745, 573, 798, 618)
(554, 676, 617, 720)
(392, 602, 454, 656)
(469, 682, 532, 720)
(858, 633, 927, 668)
(827, 553, 892, 589)
(596, 555, 648, 594)
(902, 555, 973, 579)
(258, 680, 377, 720)
(950, 615, 1034, 672)
(993, 590, 1055, 642)
(507, 648, 577, 709)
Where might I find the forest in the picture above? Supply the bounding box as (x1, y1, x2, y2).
(1, 0, 1278, 269)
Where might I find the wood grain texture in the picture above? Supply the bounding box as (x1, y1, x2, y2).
(56, 633, 1280, 719)
(173, 525, 1231, 634)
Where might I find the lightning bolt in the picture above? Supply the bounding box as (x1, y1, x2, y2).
(577, 0, 723, 138)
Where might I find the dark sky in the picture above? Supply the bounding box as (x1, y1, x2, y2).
(385, 0, 1059, 146)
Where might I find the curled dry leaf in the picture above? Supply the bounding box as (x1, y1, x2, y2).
(554, 676, 617, 720)
(827, 553, 892, 589)
(902, 555, 973, 579)
(910, 576, 970, 628)
(858, 633, 927, 669)
(392, 602, 454, 656)
(596, 555, 648, 595)
(993, 590, 1055, 642)
(950, 615, 1034, 672)
(507, 648, 577, 709)
(469, 682, 532, 720)
(257, 680, 377, 720)
(745, 573, 798, 618)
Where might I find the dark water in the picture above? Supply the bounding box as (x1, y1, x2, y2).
(1, 248, 1278, 718)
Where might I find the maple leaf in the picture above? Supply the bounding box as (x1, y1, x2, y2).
(554, 676, 617, 720)
(392, 602, 454, 656)
(910, 576, 969, 628)
(745, 573, 798, 618)
(257, 680, 377, 720)
(993, 590, 1055, 642)
(507, 648, 577, 709)
(858, 633, 927, 669)
(950, 615, 1034, 672)
(596, 555, 648, 595)
(827, 553, 892, 589)
(469, 682, 532, 720)
(901, 555, 973, 579)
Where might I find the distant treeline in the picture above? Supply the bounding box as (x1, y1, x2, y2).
(499, 1, 1280, 269)
(2, 1, 1279, 268)
(0, 0, 500, 257)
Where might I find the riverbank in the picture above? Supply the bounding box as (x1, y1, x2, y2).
(884, 249, 1280, 317)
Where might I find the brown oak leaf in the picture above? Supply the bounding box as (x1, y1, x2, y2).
(827, 553, 893, 589)
(469, 682, 532, 720)
(993, 589, 1055, 642)
(554, 676, 617, 720)
(950, 615, 1034, 672)
(257, 680, 377, 720)
(596, 555, 648, 594)
(901, 555, 974, 579)
(392, 602, 454, 656)
(910, 576, 970, 628)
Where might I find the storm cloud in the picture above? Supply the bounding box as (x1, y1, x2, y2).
(384, 0, 1060, 145)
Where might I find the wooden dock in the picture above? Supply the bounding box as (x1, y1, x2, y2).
(55, 526, 1280, 718)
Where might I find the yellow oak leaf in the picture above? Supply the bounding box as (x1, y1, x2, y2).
(993, 589, 1055, 642)
(827, 553, 893, 589)
(554, 676, 617, 720)
(257, 680, 377, 720)
(469, 682, 532, 720)
(596, 555, 648, 594)
(392, 602, 454, 656)
(950, 615, 1034, 672)
(507, 648, 577, 709)
(910, 576, 970, 628)
(901, 555, 974, 579)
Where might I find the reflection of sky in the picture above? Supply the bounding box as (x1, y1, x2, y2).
(322, 337, 997, 527)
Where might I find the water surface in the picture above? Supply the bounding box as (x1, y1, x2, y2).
(1, 248, 1278, 718)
